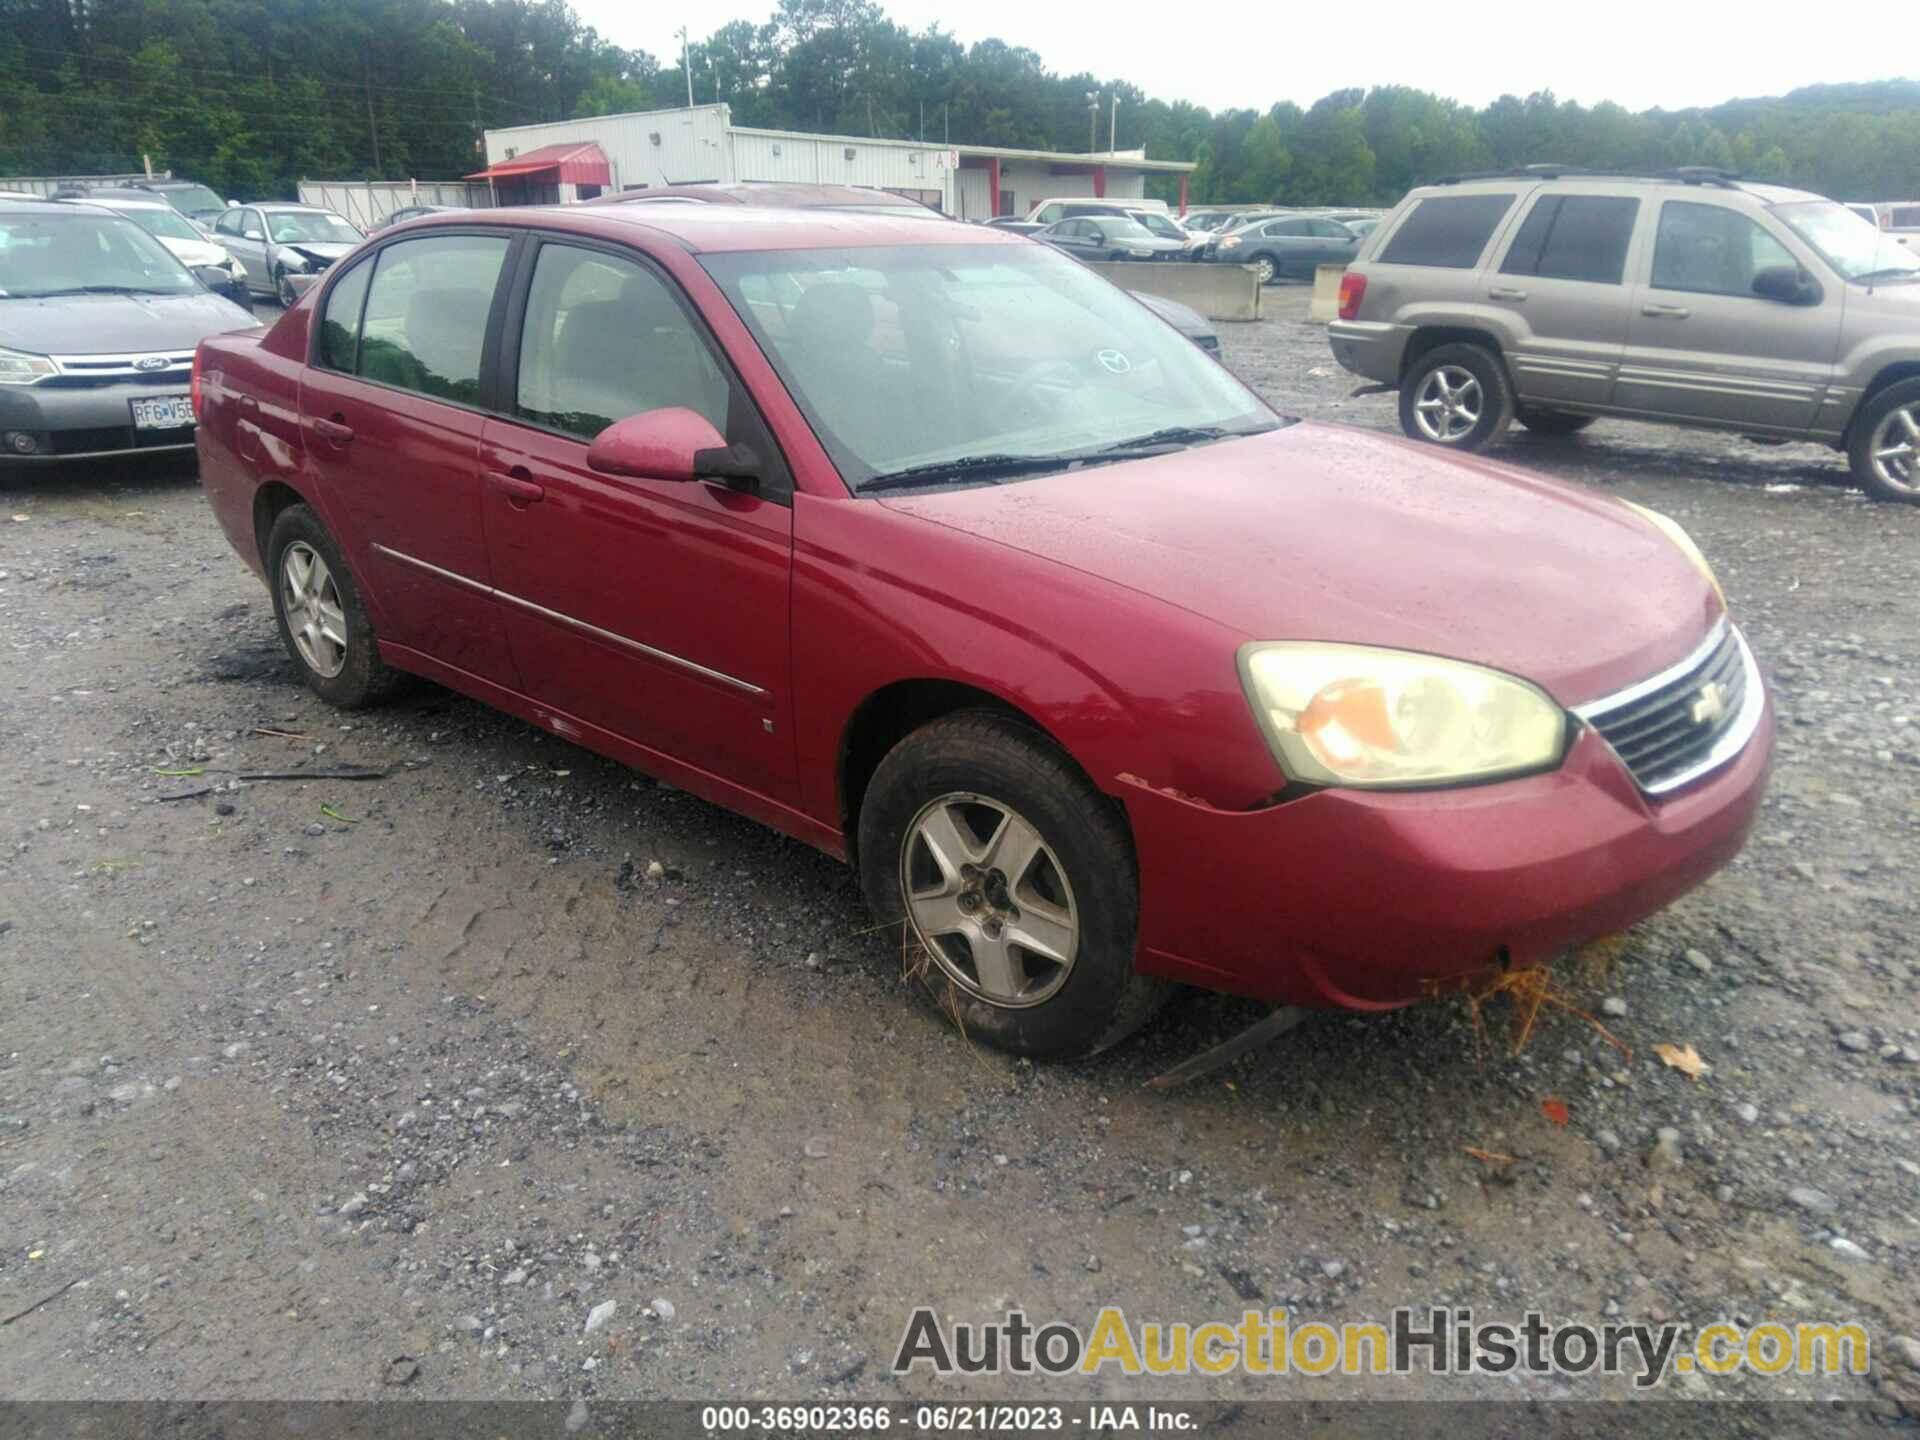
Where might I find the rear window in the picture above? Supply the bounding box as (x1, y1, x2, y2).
(1500, 195, 1640, 284)
(1891, 206, 1920, 229)
(1378, 193, 1516, 269)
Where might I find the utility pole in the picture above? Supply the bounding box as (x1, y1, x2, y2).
(677, 27, 693, 107)
(1110, 95, 1117, 153)
(1086, 92, 1098, 154)
(943, 102, 949, 143)
(363, 48, 382, 174)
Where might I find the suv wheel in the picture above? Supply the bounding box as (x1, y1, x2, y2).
(1515, 408, 1595, 436)
(1848, 378, 1920, 504)
(1399, 343, 1514, 450)
(857, 711, 1169, 1060)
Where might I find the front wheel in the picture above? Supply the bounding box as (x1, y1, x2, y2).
(1250, 254, 1277, 285)
(858, 712, 1168, 1060)
(1848, 378, 1920, 504)
(275, 268, 298, 308)
(1398, 342, 1514, 450)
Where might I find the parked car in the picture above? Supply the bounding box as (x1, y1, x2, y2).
(1037, 215, 1186, 262)
(1180, 209, 1246, 233)
(1329, 167, 1920, 503)
(68, 196, 251, 306)
(983, 217, 1045, 232)
(1881, 201, 1920, 249)
(1208, 214, 1363, 283)
(212, 203, 365, 305)
(1125, 208, 1207, 259)
(0, 201, 256, 462)
(375, 204, 466, 230)
(195, 204, 1771, 1059)
(1024, 196, 1172, 226)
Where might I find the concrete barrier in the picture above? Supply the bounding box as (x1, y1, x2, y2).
(1308, 264, 1348, 322)
(1086, 261, 1262, 322)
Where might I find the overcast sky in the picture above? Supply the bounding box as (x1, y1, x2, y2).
(569, 0, 1901, 115)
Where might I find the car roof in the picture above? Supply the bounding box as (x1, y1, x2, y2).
(252, 203, 334, 212)
(0, 199, 123, 217)
(408, 202, 1016, 254)
(1411, 172, 1826, 206)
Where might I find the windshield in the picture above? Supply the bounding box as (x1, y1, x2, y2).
(702, 242, 1276, 490)
(159, 185, 225, 219)
(117, 205, 203, 243)
(1774, 201, 1920, 282)
(268, 211, 364, 245)
(0, 212, 199, 298)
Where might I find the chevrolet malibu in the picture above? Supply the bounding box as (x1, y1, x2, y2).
(193, 206, 1774, 1059)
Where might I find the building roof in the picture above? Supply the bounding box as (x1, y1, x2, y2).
(953, 142, 1195, 174)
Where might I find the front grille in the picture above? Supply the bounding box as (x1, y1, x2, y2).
(1576, 624, 1759, 795)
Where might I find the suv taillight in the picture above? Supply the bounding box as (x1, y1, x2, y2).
(1337, 271, 1367, 321)
(190, 345, 203, 421)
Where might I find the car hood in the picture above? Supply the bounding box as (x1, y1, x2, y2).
(278, 241, 356, 263)
(0, 291, 258, 353)
(158, 237, 232, 269)
(879, 422, 1722, 706)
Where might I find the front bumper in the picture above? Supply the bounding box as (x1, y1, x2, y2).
(1327, 318, 1411, 385)
(0, 377, 195, 461)
(1122, 693, 1775, 1009)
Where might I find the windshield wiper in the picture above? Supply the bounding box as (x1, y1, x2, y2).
(858, 453, 1089, 493)
(1084, 422, 1277, 456)
(1851, 268, 1920, 285)
(14, 285, 184, 298)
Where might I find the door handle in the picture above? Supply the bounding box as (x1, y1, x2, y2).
(1641, 304, 1692, 319)
(487, 469, 545, 507)
(1488, 286, 1527, 301)
(310, 415, 354, 444)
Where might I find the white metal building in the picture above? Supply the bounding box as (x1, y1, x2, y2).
(478, 103, 1196, 219)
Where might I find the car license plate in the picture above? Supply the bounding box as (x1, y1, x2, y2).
(130, 395, 194, 430)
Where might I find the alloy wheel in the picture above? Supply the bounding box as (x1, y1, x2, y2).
(281, 541, 348, 678)
(1253, 256, 1276, 284)
(1412, 364, 1484, 443)
(899, 792, 1079, 1008)
(277, 270, 297, 307)
(1869, 403, 1920, 496)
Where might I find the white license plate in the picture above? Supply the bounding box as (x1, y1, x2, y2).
(130, 395, 194, 430)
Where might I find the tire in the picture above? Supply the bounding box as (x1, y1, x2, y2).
(1398, 342, 1514, 451)
(1250, 253, 1277, 285)
(265, 503, 399, 708)
(275, 267, 298, 308)
(1515, 408, 1596, 436)
(857, 711, 1169, 1061)
(1847, 377, 1920, 504)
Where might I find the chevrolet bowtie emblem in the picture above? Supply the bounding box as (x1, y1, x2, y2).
(1690, 682, 1727, 727)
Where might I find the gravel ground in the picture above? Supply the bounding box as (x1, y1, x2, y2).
(0, 286, 1916, 1413)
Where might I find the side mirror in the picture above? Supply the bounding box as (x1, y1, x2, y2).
(1753, 264, 1822, 306)
(586, 407, 750, 487)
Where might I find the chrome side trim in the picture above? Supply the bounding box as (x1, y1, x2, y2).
(491, 587, 765, 696)
(1572, 619, 1729, 722)
(371, 542, 492, 597)
(1575, 623, 1765, 797)
(369, 542, 764, 697)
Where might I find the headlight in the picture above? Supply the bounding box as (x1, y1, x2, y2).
(0, 346, 57, 386)
(280, 254, 309, 272)
(1621, 501, 1724, 608)
(1220, 236, 1243, 249)
(1238, 643, 1567, 788)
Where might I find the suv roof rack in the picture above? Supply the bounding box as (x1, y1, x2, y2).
(1428, 164, 1746, 190)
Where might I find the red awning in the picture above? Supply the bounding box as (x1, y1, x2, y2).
(466, 141, 611, 186)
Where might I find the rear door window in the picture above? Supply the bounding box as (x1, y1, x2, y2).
(1378, 193, 1517, 268)
(354, 234, 510, 405)
(1500, 195, 1640, 283)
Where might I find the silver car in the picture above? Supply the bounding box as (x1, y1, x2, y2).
(212, 203, 365, 306)
(0, 201, 257, 463)
(1329, 168, 1920, 503)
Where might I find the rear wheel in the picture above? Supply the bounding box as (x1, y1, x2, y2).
(858, 712, 1168, 1060)
(266, 504, 399, 708)
(1398, 342, 1514, 451)
(1515, 408, 1596, 436)
(1848, 378, 1920, 504)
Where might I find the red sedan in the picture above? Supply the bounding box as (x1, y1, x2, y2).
(193, 205, 1773, 1060)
